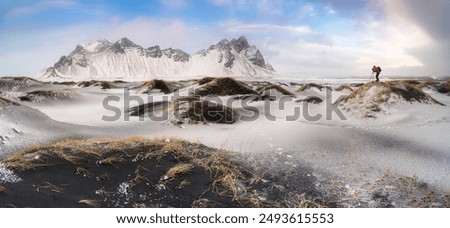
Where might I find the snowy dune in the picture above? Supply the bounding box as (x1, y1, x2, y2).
(1, 76, 449, 207)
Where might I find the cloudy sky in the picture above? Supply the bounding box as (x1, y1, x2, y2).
(0, 0, 448, 77)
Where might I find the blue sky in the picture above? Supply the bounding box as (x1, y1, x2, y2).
(0, 0, 449, 77)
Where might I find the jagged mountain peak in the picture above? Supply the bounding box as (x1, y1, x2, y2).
(80, 39, 112, 53)
(230, 36, 250, 53)
(111, 37, 141, 54)
(116, 37, 138, 47)
(43, 36, 275, 79)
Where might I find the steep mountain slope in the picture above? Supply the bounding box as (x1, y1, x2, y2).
(42, 36, 274, 80)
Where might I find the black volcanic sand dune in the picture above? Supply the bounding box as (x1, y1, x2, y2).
(297, 83, 332, 92)
(256, 83, 295, 96)
(194, 77, 258, 96)
(134, 79, 177, 94)
(77, 80, 117, 89)
(337, 81, 445, 118)
(51, 81, 78, 86)
(0, 97, 20, 106)
(335, 85, 354, 92)
(296, 96, 323, 104)
(415, 81, 440, 90)
(0, 137, 323, 208)
(438, 79, 450, 93)
(0, 77, 43, 91)
(129, 97, 238, 124)
(18, 89, 76, 102)
(197, 77, 215, 85)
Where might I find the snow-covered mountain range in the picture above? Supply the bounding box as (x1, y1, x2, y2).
(42, 36, 274, 80)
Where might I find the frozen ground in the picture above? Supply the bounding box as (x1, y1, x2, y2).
(1, 76, 449, 207)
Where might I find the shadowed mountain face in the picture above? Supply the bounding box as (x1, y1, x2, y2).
(42, 36, 275, 79)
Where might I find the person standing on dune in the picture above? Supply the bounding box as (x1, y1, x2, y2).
(372, 65, 382, 81)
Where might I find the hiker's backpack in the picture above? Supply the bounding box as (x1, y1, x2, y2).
(377, 66, 382, 72)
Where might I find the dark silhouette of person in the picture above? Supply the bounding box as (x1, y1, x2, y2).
(372, 65, 382, 81)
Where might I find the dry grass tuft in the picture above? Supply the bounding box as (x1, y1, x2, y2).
(75, 167, 94, 178)
(415, 81, 439, 90)
(18, 89, 75, 102)
(182, 99, 237, 124)
(79, 199, 102, 208)
(198, 77, 215, 85)
(368, 173, 449, 207)
(0, 97, 20, 106)
(337, 80, 445, 118)
(1, 76, 40, 83)
(297, 83, 331, 92)
(296, 96, 323, 104)
(166, 163, 193, 180)
(96, 157, 124, 168)
(0, 185, 5, 193)
(36, 182, 66, 193)
(177, 179, 191, 189)
(298, 193, 326, 208)
(257, 84, 295, 96)
(335, 85, 354, 92)
(77, 80, 115, 89)
(194, 77, 258, 96)
(136, 79, 175, 94)
(438, 79, 450, 93)
(130, 165, 150, 188)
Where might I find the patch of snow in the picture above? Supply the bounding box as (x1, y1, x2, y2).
(0, 163, 22, 183)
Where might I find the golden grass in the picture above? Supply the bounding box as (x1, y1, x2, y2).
(297, 83, 329, 92)
(297, 96, 323, 104)
(0, 97, 20, 106)
(77, 80, 115, 89)
(78, 199, 101, 208)
(166, 163, 193, 180)
(198, 77, 215, 85)
(95, 187, 113, 197)
(298, 193, 326, 208)
(335, 85, 354, 92)
(194, 77, 258, 96)
(130, 165, 151, 188)
(96, 157, 124, 168)
(75, 167, 94, 178)
(191, 198, 211, 207)
(438, 79, 450, 93)
(36, 182, 66, 193)
(337, 81, 445, 115)
(367, 173, 450, 207)
(257, 84, 295, 96)
(177, 179, 191, 189)
(2, 136, 270, 207)
(137, 79, 174, 94)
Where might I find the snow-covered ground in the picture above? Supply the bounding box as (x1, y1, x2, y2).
(1, 76, 449, 206)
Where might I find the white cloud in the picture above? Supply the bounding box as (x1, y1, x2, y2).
(381, 0, 450, 76)
(1, 0, 447, 77)
(222, 22, 311, 35)
(0, 18, 193, 76)
(6, 0, 77, 17)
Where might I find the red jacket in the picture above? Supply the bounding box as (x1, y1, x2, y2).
(372, 66, 381, 73)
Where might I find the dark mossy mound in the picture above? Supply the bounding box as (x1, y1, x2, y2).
(194, 77, 258, 96)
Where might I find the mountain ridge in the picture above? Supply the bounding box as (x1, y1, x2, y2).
(42, 36, 274, 80)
